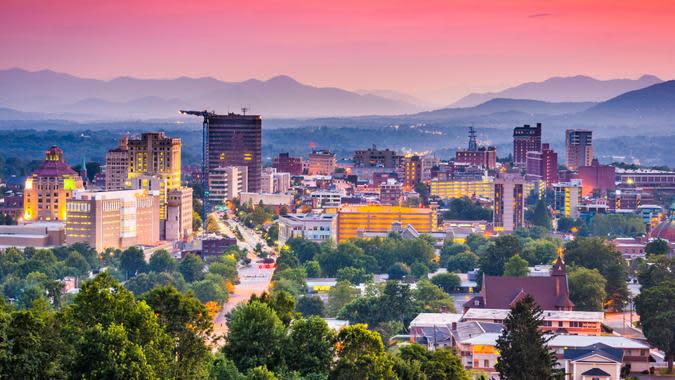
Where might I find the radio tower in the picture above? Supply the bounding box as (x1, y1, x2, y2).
(468, 126, 478, 151)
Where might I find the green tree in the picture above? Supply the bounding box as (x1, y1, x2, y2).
(529, 199, 551, 229)
(503, 255, 529, 277)
(568, 267, 607, 311)
(148, 249, 177, 273)
(317, 242, 364, 277)
(415, 279, 456, 313)
(521, 239, 559, 266)
(431, 272, 461, 293)
(446, 251, 478, 273)
(387, 262, 411, 280)
(495, 295, 558, 380)
(645, 238, 671, 256)
(332, 324, 396, 380)
(589, 213, 645, 238)
(327, 281, 359, 316)
(303, 260, 321, 277)
(210, 353, 245, 380)
(63, 272, 173, 378)
(337, 266, 372, 285)
(191, 277, 229, 304)
(478, 235, 522, 276)
(638, 256, 675, 289)
(246, 366, 278, 380)
(564, 237, 630, 310)
(119, 246, 147, 279)
(635, 280, 675, 373)
(64, 251, 91, 277)
(180, 254, 205, 283)
(286, 316, 336, 376)
(296, 295, 325, 317)
(222, 301, 285, 372)
(143, 286, 213, 379)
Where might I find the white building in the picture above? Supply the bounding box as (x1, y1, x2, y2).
(278, 211, 337, 245)
(209, 166, 248, 205)
(553, 179, 583, 219)
(261, 168, 291, 194)
(310, 190, 345, 208)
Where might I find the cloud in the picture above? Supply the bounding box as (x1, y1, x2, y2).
(528, 13, 552, 18)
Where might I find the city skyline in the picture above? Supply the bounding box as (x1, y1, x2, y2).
(2, 0, 675, 103)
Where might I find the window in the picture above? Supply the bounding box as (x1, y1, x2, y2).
(558, 321, 563, 327)
(483, 360, 489, 368)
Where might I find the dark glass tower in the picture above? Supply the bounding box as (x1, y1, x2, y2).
(207, 113, 262, 193)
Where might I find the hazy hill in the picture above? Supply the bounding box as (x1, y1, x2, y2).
(0, 69, 423, 119)
(452, 75, 662, 107)
(578, 80, 675, 123)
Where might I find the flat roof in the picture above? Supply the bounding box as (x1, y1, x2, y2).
(463, 308, 603, 322)
(410, 313, 463, 326)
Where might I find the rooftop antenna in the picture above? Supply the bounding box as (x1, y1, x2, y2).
(241, 106, 249, 115)
(468, 125, 478, 151)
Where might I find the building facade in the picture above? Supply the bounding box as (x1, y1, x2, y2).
(273, 152, 304, 176)
(336, 205, 436, 242)
(207, 113, 262, 192)
(542, 143, 559, 186)
(127, 132, 182, 192)
(430, 177, 494, 200)
(24, 146, 84, 222)
(208, 166, 248, 205)
(105, 136, 130, 191)
(308, 149, 336, 176)
(513, 123, 542, 166)
(278, 211, 337, 245)
(65, 189, 160, 252)
(261, 168, 291, 194)
(166, 187, 193, 241)
(553, 180, 583, 219)
(565, 129, 593, 170)
(493, 173, 525, 232)
(353, 145, 400, 168)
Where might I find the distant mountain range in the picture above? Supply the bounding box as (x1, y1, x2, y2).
(0, 69, 423, 119)
(451, 75, 662, 107)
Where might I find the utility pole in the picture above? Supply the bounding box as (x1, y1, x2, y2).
(179, 110, 214, 238)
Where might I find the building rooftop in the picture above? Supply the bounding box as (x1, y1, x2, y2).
(462, 308, 603, 322)
(460, 333, 649, 349)
(410, 313, 463, 327)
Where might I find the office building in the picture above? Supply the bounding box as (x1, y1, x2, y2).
(105, 136, 130, 191)
(455, 127, 497, 170)
(65, 189, 160, 252)
(541, 143, 559, 186)
(336, 205, 437, 242)
(127, 132, 182, 191)
(278, 211, 338, 245)
(166, 187, 193, 241)
(0, 223, 66, 248)
(23, 146, 84, 222)
(398, 155, 422, 189)
(379, 179, 403, 205)
(273, 152, 304, 176)
(493, 173, 525, 232)
(525, 150, 543, 179)
(308, 149, 336, 175)
(553, 180, 583, 219)
(207, 113, 262, 192)
(209, 166, 248, 205)
(577, 159, 615, 196)
(125, 175, 168, 219)
(430, 177, 494, 200)
(565, 129, 593, 170)
(513, 123, 542, 166)
(615, 168, 675, 192)
(261, 168, 291, 194)
(353, 145, 400, 168)
(310, 190, 344, 208)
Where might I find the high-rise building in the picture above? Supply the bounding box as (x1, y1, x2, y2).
(336, 205, 437, 242)
(513, 123, 542, 166)
(65, 189, 160, 251)
(553, 180, 583, 219)
(273, 152, 304, 176)
(166, 187, 193, 241)
(308, 149, 336, 175)
(207, 113, 262, 192)
(105, 136, 130, 191)
(493, 173, 525, 232)
(565, 129, 593, 170)
(209, 166, 249, 206)
(398, 155, 422, 189)
(127, 132, 182, 191)
(23, 146, 84, 222)
(455, 127, 497, 170)
(353, 145, 401, 168)
(525, 151, 543, 179)
(542, 143, 559, 186)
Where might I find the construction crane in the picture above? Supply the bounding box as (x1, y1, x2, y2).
(180, 109, 215, 238)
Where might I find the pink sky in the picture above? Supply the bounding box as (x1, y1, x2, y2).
(2, 0, 674, 103)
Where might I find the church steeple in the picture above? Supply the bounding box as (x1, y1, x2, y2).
(551, 247, 566, 276)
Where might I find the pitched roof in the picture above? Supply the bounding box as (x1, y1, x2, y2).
(480, 274, 574, 310)
(581, 368, 611, 376)
(563, 343, 624, 363)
